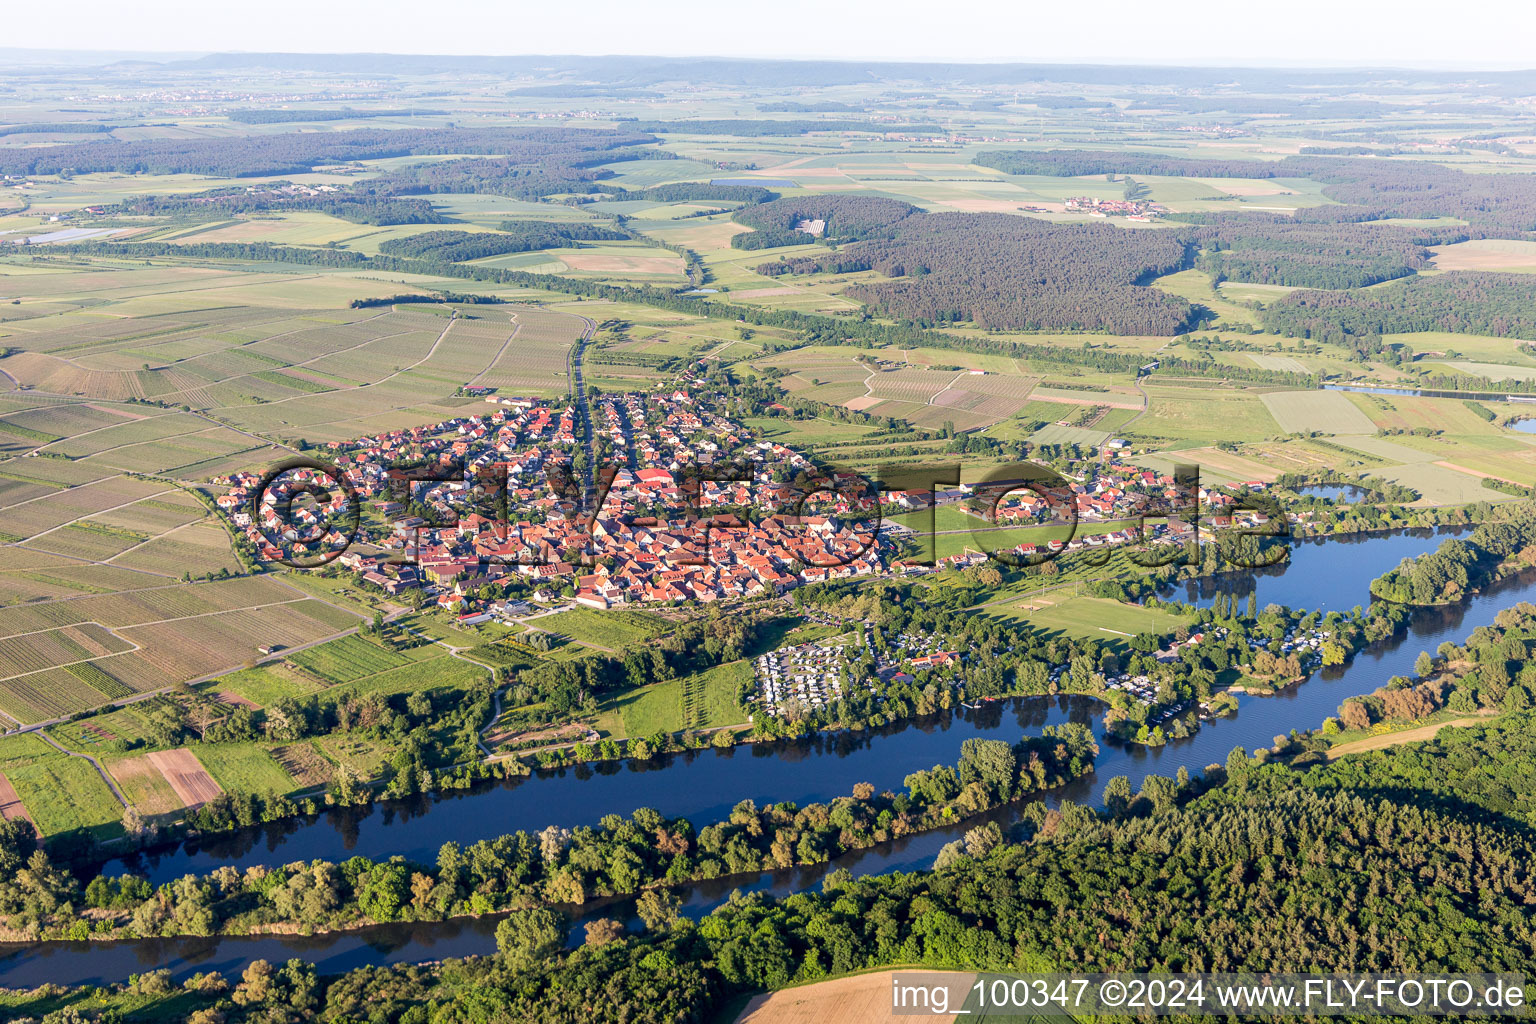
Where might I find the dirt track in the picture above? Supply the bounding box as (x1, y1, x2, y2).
(1327, 714, 1497, 760)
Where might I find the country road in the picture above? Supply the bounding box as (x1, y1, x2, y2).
(567, 313, 599, 513)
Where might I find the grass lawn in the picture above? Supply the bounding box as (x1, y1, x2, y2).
(276, 570, 394, 616)
(309, 734, 391, 781)
(287, 634, 432, 684)
(683, 659, 753, 730)
(0, 733, 58, 765)
(1259, 390, 1377, 435)
(208, 663, 329, 707)
(4, 755, 123, 840)
(1136, 386, 1283, 443)
(535, 608, 669, 649)
(190, 742, 296, 796)
(597, 678, 684, 739)
(1150, 269, 1262, 328)
(330, 655, 491, 698)
(987, 592, 1187, 641)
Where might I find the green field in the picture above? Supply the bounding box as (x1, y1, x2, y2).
(534, 608, 670, 649)
(599, 677, 684, 738)
(1260, 391, 1378, 435)
(986, 592, 1188, 641)
(329, 656, 492, 698)
(0, 738, 124, 840)
(287, 634, 427, 684)
(683, 660, 752, 730)
(210, 663, 329, 706)
(190, 742, 297, 796)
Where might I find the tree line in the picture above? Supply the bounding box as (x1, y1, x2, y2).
(628, 119, 941, 136)
(376, 224, 627, 261)
(974, 149, 1536, 236)
(226, 108, 446, 124)
(0, 126, 655, 179)
(100, 189, 446, 226)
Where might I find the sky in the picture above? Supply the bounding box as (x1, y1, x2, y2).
(7, 0, 1536, 69)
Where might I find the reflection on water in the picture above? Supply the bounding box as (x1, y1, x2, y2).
(9, 529, 1534, 988)
(1293, 483, 1372, 503)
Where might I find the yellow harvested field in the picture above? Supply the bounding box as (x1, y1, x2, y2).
(1430, 239, 1536, 273)
(1176, 446, 1283, 482)
(735, 971, 974, 1024)
(1030, 392, 1142, 410)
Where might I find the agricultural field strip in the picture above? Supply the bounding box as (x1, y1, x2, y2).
(0, 469, 125, 512)
(0, 575, 327, 639)
(0, 597, 316, 670)
(29, 407, 187, 457)
(206, 311, 459, 412)
(0, 595, 369, 723)
(65, 424, 260, 469)
(17, 485, 182, 544)
(101, 517, 218, 566)
(0, 622, 142, 681)
(153, 317, 427, 403)
(465, 313, 523, 387)
(28, 314, 429, 410)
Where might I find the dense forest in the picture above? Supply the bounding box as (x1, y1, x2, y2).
(730, 194, 917, 248)
(0, 126, 655, 179)
(358, 149, 668, 202)
(760, 211, 1195, 334)
(376, 224, 628, 261)
(1262, 271, 1536, 341)
(619, 182, 777, 204)
(0, 121, 112, 136)
(1189, 218, 1444, 288)
(973, 149, 1287, 179)
(100, 189, 446, 226)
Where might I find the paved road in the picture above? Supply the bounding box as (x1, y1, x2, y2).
(567, 314, 598, 514)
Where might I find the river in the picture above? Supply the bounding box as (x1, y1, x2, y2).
(3, 526, 1531, 987)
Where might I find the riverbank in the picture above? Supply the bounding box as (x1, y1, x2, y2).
(0, 726, 1100, 947)
(6, 533, 1535, 988)
(1324, 711, 1501, 760)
